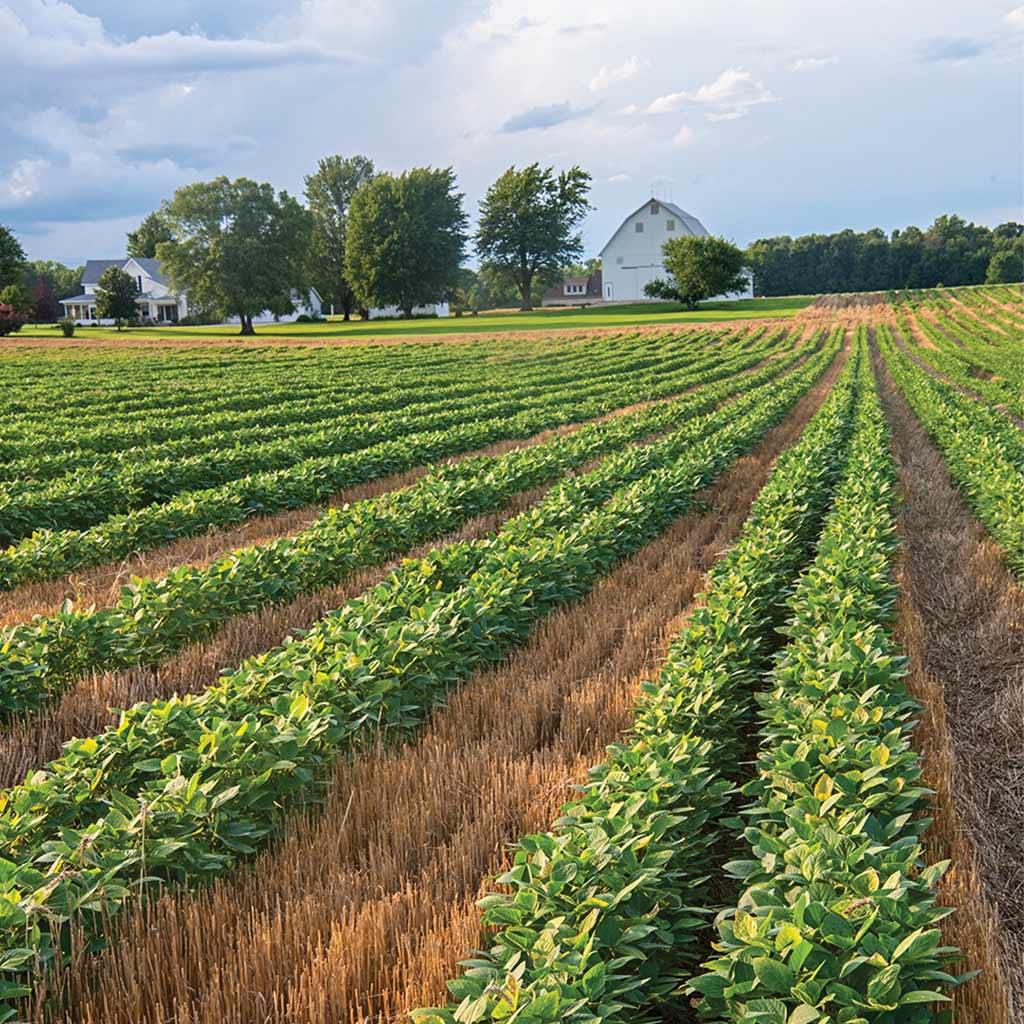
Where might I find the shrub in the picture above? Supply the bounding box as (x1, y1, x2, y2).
(59, 319, 75, 337)
(0, 303, 26, 336)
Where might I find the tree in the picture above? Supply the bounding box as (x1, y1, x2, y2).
(475, 164, 592, 310)
(345, 167, 467, 318)
(25, 261, 83, 301)
(127, 210, 174, 259)
(0, 225, 27, 290)
(645, 235, 748, 310)
(30, 275, 58, 321)
(0, 282, 33, 318)
(304, 154, 375, 320)
(0, 305, 26, 336)
(94, 267, 139, 327)
(159, 177, 312, 335)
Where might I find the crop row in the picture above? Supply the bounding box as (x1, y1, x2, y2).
(0, 330, 788, 587)
(0, 339, 835, 1014)
(895, 312, 1023, 417)
(0, 332, 824, 720)
(692, 340, 960, 1022)
(0, 331, 722, 507)
(0, 331, 704, 471)
(409, 336, 864, 1024)
(879, 323, 1024, 578)
(0, 331, 587, 437)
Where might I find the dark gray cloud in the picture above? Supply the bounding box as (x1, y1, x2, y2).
(500, 102, 595, 133)
(915, 36, 990, 62)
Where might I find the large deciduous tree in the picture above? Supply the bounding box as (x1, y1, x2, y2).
(94, 266, 139, 327)
(305, 154, 375, 320)
(345, 167, 467, 318)
(645, 235, 748, 310)
(475, 164, 592, 310)
(127, 210, 175, 259)
(159, 177, 312, 335)
(0, 225, 27, 290)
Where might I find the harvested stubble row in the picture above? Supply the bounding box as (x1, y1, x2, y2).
(0, 328, 816, 720)
(0, 336, 839, 1016)
(0, 328, 784, 585)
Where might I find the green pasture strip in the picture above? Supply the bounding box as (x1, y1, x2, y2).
(0, 331, 722, 511)
(0, 330, 788, 588)
(691, 344, 962, 1022)
(0, 331, 817, 720)
(11, 295, 814, 343)
(879, 323, 1024, 578)
(0, 337, 838, 1015)
(408, 333, 858, 1024)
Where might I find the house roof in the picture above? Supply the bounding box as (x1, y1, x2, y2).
(598, 199, 710, 256)
(541, 269, 603, 302)
(81, 257, 169, 286)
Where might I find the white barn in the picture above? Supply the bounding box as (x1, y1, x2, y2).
(598, 199, 753, 302)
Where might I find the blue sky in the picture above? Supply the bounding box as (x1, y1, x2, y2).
(2, 0, 1021, 266)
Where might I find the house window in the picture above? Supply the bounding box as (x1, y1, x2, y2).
(635, 222, 644, 233)
(650, 202, 659, 214)
(137, 275, 143, 292)
(666, 219, 676, 231)
(616, 256, 624, 265)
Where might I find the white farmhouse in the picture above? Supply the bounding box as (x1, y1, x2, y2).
(61, 258, 188, 324)
(598, 199, 753, 302)
(61, 257, 323, 325)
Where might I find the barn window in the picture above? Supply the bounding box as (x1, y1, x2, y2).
(650, 202, 659, 214)
(616, 256, 623, 264)
(635, 222, 644, 233)
(666, 219, 676, 231)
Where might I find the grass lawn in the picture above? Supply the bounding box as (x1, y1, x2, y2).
(15, 296, 813, 343)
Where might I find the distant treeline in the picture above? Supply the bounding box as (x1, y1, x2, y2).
(745, 215, 1022, 296)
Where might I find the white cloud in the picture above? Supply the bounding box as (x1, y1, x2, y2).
(619, 103, 640, 115)
(705, 109, 747, 122)
(787, 55, 839, 71)
(645, 67, 776, 113)
(1, 0, 354, 74)
(608, 173, 632, 183)
(589, 55, 648, 92)
(2, 160, 46, 202)
(1005, 5, 1024, 28)
(671, 125, 696, 147)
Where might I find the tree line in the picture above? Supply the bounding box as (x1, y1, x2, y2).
(745, 215, 1022, 296)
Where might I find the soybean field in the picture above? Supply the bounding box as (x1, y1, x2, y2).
(0, 285, 1020, 1024)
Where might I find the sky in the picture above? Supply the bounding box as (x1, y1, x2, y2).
(2, 0, 1022, 267)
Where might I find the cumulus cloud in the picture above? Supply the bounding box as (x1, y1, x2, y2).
(500, 101, 594, 133)
(915, 36, 990, 62)
(608, 173, 632, 183)
(589, 56, 648, 92)
(787, 55, 839, 71)
(645, 68, 776, 114)
(1007, 6, 1024, 28)
(0, 0, 352, 74)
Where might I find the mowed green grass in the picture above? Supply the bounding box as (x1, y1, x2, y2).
(16, 297, 812, 342)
